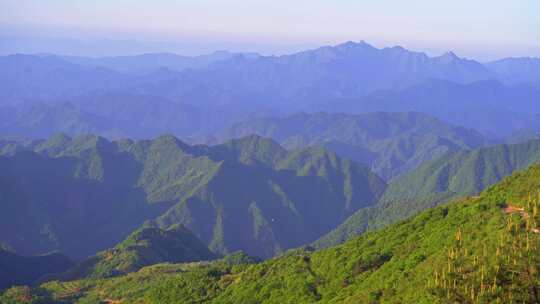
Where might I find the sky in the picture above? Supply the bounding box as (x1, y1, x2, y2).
(1, 0, 539, 60)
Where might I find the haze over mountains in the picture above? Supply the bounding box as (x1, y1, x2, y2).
(1, 41, 539, 141)
(319, 79, 540, 138)
(487, 57, 540, 84)
(60, 50, 259, 74)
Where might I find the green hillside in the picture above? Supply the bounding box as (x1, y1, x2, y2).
(43, 225, 217, 281)
(4, 163, 539, 303)
(381, 139, 540, 205)
(0, 134, 385, 259)
(316, 139, 540, 247)
(0, 250, 73, 290)
(219, 112, 486, 180)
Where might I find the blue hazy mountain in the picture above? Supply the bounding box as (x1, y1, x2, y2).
(3, 41, 538, 109)
(317, 79, 540, 138)
(0, 93, 279, 139)
(143, 41, 495, 110)
(487, 57, 540, 85)
(0, 54, 129, 103)
(0, 41, 539, 140)
(60, 51, 260, 74)
(0, 41, 498, 105)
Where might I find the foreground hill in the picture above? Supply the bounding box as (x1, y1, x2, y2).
(316, 139, 540, 247)
(5, 163, 539, 303)
(0, 250, 73, 290)
(219, 112, 486, 180)
(44, 225, 217, 281)
(0, 134, 385, 259)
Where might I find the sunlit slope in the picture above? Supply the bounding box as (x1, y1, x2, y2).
(316, 139, 540, 248)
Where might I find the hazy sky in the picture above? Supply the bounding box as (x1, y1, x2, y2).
(1, 0, 539, 60)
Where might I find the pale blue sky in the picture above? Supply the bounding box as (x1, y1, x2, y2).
(1, 0, 539, 59)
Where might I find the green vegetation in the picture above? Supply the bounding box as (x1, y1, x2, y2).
(316, 139, 540, 247)
(220, 111, 486, 180)
(44, 225, 217, 281)
(0, 134, 385, 259)
(4, 164, 540, 303)
(381, 139, 540, 205)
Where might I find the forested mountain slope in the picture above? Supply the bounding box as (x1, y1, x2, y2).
(0, 134, 385, 259)
(5, 163, 540, 303)
(316, 139, 540, 247)
(43, 225, 217, 281)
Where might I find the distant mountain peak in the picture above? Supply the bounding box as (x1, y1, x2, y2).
(437, 51, 460, 62)
(383, 45, 429, 60)
(154, 134, 191, 150)
(222, 134, 287, 157)
(210, 50, 232, 56)
(336, 40, 375, 50)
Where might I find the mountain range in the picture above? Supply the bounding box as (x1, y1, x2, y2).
(4, 162, 539, 303)
(486, 57, 540, 84)
(1, 41, 539, 141)
(0, 134, 385, 259)
(0, 93, 276, 139)
(60, 50, 259, 74)
(217, 111, 487, 180)
(318, 79, 540, 138)
(1, 40, 540, 299)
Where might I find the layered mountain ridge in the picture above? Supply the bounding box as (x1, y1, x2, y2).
(4, 161, 539, 303)
(1, 41, 539, 140)
(0, 134, 385, 259)
(218, 111, 487, 180)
